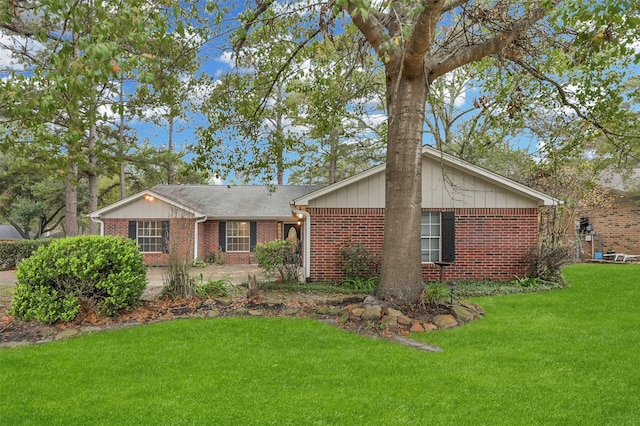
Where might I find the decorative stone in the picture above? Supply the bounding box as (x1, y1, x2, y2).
(433, 314, 458, 329)
(281, 308, 299, 316)
(397, 314, 413, 326)
(55, 329, 79, 340)
(423, 322, 438, 331)
(451, 305, 475, 322)
(381, 315, 398, 330)
(248, 309, 264, 316)
(80, 326, 103, 334)
(362, 295, 381, 307)
(206, 309, 221, 317)
(361, 305, 383, 321)
(262, 300, 284, 308)
(410, 321, 425, 333)
(316, 306, 342, 316)
(349, 307, 365, 320)
(322, 297, 345, 305)
(386, 307, 402, 317)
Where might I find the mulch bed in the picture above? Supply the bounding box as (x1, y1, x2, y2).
(0, 289, 470, 347)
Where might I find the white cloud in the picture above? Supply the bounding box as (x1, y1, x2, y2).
(0, 30, 43, 71)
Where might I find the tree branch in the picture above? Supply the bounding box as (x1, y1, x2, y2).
(512, 57, 640, 144)
(404, 0, 446, 77)
(347, 1, 390, 58)
(426, 6, 547, 83)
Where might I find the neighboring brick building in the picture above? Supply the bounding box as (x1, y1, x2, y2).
(89, 146, 559, 282)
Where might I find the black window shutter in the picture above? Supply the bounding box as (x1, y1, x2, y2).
(161, 221, 170, 253)
(441, 212, 456, 263)
(218, 222, 226, 252)
(128, 221, 137, 240)
(250, 221, 257, 251)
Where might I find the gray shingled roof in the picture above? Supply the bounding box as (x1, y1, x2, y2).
(0, 224, 24, 240)
(151, 185, 324, 219)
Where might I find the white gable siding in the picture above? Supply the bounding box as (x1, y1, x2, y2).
(422, 157, 538, 208)
(308, 156, 538, 209)
(99, 198, 195, 219)
(309, 171, 386, 208)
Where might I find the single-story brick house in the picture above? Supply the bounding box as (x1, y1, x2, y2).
(89, 146, 559, 282)
(575, 169, 640, 259)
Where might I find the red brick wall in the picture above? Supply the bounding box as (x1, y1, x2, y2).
(578, 195, 640, 257)
(104, 218, 194, 266)
(105, 218, 281, 265)
(307, 207, 540, 282)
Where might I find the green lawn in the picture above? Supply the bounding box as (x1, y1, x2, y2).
(1, 263, 639, 425)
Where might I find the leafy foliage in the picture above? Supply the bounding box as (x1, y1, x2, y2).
(524, 243, 573, 283)
(254, 240, 300, 282)
(341, 277, 378, 293)
(0, 239, 52, 270)
(194, 275, 238, 298)
(10, 236, 146, 322)
(421, 283, 454, 308)
(339, 242, 377, 280)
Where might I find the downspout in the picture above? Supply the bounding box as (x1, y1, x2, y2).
(89, 216, 104, 236)
(194, 216, 208, 260)
(290, 203, 311, 282)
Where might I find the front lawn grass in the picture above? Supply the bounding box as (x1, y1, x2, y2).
(1, 263, 639, 425)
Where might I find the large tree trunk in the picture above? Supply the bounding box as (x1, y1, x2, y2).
(65, 160, 79, 236)
(88, 125, 99, 234)
(375, 70, 428, 304)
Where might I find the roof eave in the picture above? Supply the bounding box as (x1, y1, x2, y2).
(88, 190, 206, 218)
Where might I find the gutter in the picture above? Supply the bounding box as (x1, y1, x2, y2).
(194, 215, 208, 260)
(89, 215, 104, 236)
(290, 203, 311, 283)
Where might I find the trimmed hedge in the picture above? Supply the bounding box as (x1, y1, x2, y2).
(10, 236, 147, 323)
(0, 239, 53, 270)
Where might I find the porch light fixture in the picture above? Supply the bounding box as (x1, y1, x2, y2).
(144, 194, 155, 202)
(297, 213, 304, 219)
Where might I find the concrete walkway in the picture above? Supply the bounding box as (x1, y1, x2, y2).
(0, 264, 266, 287)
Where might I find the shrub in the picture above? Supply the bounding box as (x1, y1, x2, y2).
(194, 275, 238, 298)
(339, 242, 377, 280)
(525, 243, 572, 283)
(421, 282, 454, 308)
(254, 240, 299, 282)
(10, 236, 147, 322)
(0, 239, 52, 270)
(162, 255, 196, 299)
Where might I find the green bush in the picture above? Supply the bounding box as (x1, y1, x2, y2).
(421, 282, 454, 307)
(0, 239, 52, 270)
(525, 243, 572, 283)
(10, 236, 147, 322)
(339, 242, 377, 280)
(194, 275, 238, 298)
(254, 240, 299, 282)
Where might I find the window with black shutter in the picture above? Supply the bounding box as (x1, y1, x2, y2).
(420, 211, 455, 263)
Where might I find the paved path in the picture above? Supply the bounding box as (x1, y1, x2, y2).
(0, 264, 265, 286)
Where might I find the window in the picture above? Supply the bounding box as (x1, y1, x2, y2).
(226, 221, 251, 252)
(421, 212, 441, 262)
(136, 221, 164, 253)
(421, 211, 456, 263)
